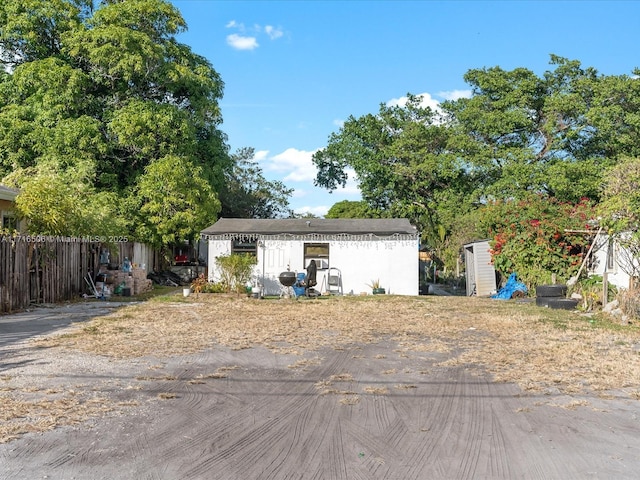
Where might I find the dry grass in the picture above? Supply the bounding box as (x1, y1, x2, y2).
(339, 394, 360, 405)
(619, 288, 640, 320)
(0, 389, 114, 443)
(36, 292, 640, 394)
(4, 292, 640, 443)
(363, 386, 389, 395)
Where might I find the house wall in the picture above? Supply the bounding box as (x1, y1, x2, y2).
(589, 234, 635, 289)
(207, 236, 419, 296)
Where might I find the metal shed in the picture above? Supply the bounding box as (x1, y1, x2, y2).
(464, 240, 497, 296)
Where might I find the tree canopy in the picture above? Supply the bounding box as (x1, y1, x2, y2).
(314, 94, 475, 250)
(314, 56, 640, 282)
(218, 147, 294, 219)
(0, 0, 291, 242)
(324, 200, 380, 219)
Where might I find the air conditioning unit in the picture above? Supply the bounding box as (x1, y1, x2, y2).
(305, 258, 329, 270)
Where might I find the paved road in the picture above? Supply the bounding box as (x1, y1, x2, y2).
(0, 301, 132, 349)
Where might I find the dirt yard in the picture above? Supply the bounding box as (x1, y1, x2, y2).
(1, 293, 640, 479)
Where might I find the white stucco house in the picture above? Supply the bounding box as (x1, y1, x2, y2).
(201, 218, 420, 296)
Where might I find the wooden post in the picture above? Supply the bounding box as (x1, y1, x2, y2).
(551, 273, 557, 284)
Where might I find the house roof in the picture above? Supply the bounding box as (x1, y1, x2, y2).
(0, 185, 19, 202)
(202, 218, 418, 236)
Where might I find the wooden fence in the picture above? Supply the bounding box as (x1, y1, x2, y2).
(0, 235, 158, 314)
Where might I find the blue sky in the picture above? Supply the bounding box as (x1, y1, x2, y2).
(170, 0, 640, 217)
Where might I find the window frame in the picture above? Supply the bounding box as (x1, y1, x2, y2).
(303, 242, 329, 270)
(232, 238, 258, 256)
(1, 212, 17, 231)
(606, 238, 616, 272)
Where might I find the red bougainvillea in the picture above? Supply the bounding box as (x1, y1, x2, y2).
(477, 196, 597, 289)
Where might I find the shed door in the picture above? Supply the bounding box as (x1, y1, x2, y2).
(464, 245, 476, 296)
(473, 242, 496, 296)
(465, 242, 496, 297)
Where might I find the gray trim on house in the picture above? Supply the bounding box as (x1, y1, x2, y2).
(0, 185, 19, 202)
(201, 218, 418, 237)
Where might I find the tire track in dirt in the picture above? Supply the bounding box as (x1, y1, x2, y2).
(433, 371, 501, 479)
(325, 419, 349, 480)
(289, 397, 341, 477)
(370, 392, 392, 433)
(131, 351, 289, 474)
(241, 401, 330, 479)
(181, 347, 354, 479)
(161, 353, 223, 427)
(453, 371, 487, 480)
(486, 403, 513, 478)
(79, 347, 330, 479)
(4, 335, 640, 479)
(394, 367, 464, 479)
(341, 415, 403, 479)
(256, 395, 322, 478)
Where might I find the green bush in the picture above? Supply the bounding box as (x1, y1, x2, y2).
(575, 275, 617, 311)
(202, 282, 227, 294)
(215, 254, 256, 294)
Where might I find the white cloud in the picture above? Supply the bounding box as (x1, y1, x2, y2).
(333, 119, 344, 128)
(0, 46, 16, 73)
(269, 148, 319, 182)
(291, 188, 307, 198)
(264, 149, 361, 194)
(252, 150, 269, 161)
(265, 25, 284, 40)
(385, 90, 473, 114)
(294, 205, 331, 217)
(226, 34, 259, 50)
(225, 20, 284, 50)
(437, 89, 473, 101)
(254, 148, 361, 217)
(386, 92, 440, 111)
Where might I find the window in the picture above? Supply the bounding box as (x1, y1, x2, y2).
(304, 243, 329, 270)
(232, 239, 257, 256)
(2, 213, 17, 231)
(607, 238, 616, 271)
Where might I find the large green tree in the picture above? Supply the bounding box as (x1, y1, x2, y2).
(218, 147, 294, 219)
(441, 55, 611, 204)
(325, 200, 380, 219)
(314, 56, 640, 273)
(131, 155, 221, 247)
(313, 94, 476, 253)
(0, 0, 230, 239)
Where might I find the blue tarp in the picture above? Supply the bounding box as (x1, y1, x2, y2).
(491, 272, 528, 300)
